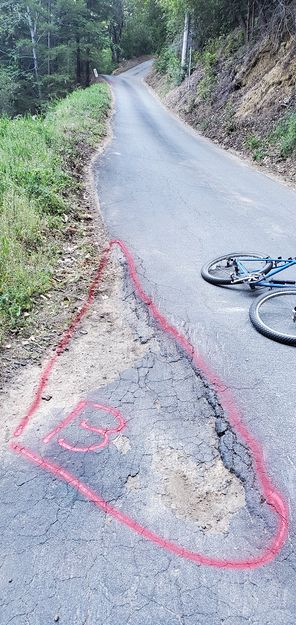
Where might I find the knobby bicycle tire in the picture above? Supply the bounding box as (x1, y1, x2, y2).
(249, 289, 296, 346)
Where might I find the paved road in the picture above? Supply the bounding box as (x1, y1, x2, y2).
(95, 62, 296, 621)
(97, 62, 296, 499)
(2, 61, 296, 624)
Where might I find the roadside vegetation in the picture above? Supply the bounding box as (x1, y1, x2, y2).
(147, 1, 296, 182)
(244, 113, 296, 162)
(0, 0, 120, 116)
(0, 0, 164, 118)
(0, 84, 110, 344)
(1, 0, 295, 362)
(272, 113, 296, 157)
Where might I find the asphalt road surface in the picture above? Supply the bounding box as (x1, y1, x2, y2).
(2, 61, 296, 624)
(96, 62, 296, 621)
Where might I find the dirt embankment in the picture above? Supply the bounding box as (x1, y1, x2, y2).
(147, 36, 296, 185)
(112, 55, 153, 75)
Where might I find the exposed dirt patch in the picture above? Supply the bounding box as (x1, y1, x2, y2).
(235, 38, 296, 119)
(153, 421, 245, 534)
(113, 434, 131, 454)
(1, 262, 149, 439)
(126, 473, 141, 490)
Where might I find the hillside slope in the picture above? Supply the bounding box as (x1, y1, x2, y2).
(147, 34, 296, 184)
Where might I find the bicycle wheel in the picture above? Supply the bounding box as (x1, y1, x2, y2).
(249, 289, 296, 346)
(201, 252, 272, 286)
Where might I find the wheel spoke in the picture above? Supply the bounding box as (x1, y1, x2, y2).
(208, 256, 269, 281)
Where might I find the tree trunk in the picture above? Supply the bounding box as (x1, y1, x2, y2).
(85, 47, 90, 87)
(109, 25, 121, 64)
(109, 0, 124, 65)
(246, 0, 251, 42)
(47, 0, 51, 76)
(181, 11, 190, 71)
(76, 35, 81, 84)
(26, 5, 42, 100)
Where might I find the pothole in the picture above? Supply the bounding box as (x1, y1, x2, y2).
(153, 431, 245, 534)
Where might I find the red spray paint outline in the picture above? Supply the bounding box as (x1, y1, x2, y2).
(10, 239, 288, 569)
(43, 400, 126, 452)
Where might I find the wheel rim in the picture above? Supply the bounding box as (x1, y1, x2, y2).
(208, 254, 270, 282)
(256, 290, 296, 341)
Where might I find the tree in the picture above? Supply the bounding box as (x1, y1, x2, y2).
(121, 0, 166, 58)
(25, 2, 42, 100)
(108, 0, 124, 63)
(0, 0, 117, 113)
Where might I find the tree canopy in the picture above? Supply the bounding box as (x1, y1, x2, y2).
(0, 0, 124, 114)
(1, 0, 295, 115)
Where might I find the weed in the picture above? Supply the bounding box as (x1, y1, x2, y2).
(252, 148, 266, 161)
(197, 73, 217, 101)
(245, 133, 262, 151)
(271, 113, 296, 157)
(195, 41, 218, 101)
(245, 133, 266, 160)
(0, 84, 110, 340)
(156, 48, 183, 85)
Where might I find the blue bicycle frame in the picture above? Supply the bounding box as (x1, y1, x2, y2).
(234, 256, 296, 289)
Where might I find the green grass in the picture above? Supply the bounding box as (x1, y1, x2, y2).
(197, 73, 217, 101)
(0, 84, 110, 341)
(245, 133, 266, 161)
(245, 113, 296, 162)
(272, 112, 296, 157)
(155, 49, 183, 86)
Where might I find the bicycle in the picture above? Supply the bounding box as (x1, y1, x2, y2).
(201, 252, 296, 346)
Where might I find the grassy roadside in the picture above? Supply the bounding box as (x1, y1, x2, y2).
(0, 84, 110, 346)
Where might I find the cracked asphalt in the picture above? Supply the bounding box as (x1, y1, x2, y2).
(2, 61, 296, 624)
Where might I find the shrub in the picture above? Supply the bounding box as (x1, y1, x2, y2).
(245, 134, 266, 161)
(156, 48, 183, 85)
(0, 67, 18, 116)
(272, 113, 296, 157)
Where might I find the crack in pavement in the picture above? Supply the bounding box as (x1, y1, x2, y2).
(1, 243, 294, 624)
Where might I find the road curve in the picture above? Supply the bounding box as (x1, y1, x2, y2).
(2, 61, 296, 625)
(95, 60, 296, 623)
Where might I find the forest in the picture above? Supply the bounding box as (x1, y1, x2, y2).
(1, 0, 295, 117)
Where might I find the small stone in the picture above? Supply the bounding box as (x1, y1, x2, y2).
(8, 578, 13, 583)
(54, 615, 60, 622)
(42, 394, 52, 402)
